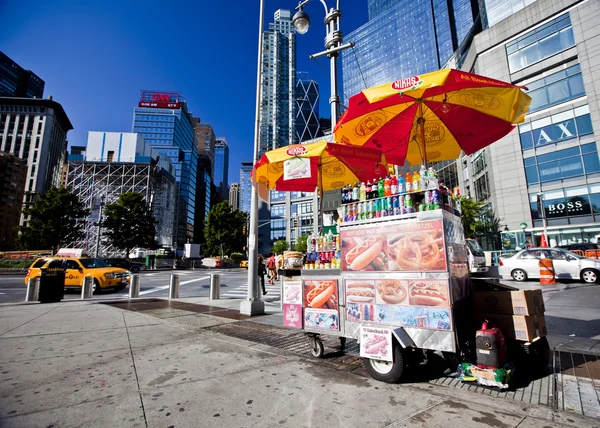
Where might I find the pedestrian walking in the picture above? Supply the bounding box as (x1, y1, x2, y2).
(257, 255, 267, 295)
(275, 252, 284, 280)
(266, 252, 277, 285)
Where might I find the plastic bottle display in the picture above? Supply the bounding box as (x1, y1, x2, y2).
(377, 177, 385, 198)
(365, 180, 372, 200)
(412, 169, 421, 192)
(405, 172, 412, 193)
(391, 175, 398, 195)
(384, 176, 392, 197)
(359, 182, 367, 201)
(352, 182, 359, 202)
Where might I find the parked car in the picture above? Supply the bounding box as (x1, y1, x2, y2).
(25, 257, 130, 293)
(240, 260, 248, 268)
(499, 247, 600, 283)
(103, 258, 147, 273)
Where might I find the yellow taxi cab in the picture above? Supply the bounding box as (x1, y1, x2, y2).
(25, 257, 130, 293)
(240, 260, 249, 268)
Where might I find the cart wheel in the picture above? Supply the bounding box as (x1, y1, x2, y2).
(309, 337, 325, 358)
(339, 337, 346, 350)
(363, 341, 405, 383)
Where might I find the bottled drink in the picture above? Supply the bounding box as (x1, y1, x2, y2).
(373, 199, 381, 218)
(359, 182, 367, 201)
(377, 177, 385, 198)
(391, 175, 398, 195)
(392, 196, 400, 215)
(405, 172, 412, 193)
(419, 165, 427, 190)
(412, 169, 421, 192)
(352, 182, 359, 202)
(366, 200, 373, 219)
(370, 179, 378, 199)
(341, 185, 346, 203)
(405, 193, 414, 213)
(386, 196, 393, 216)
(384, 176, 392, 196)
(398, 174, 405, 194)
(380, 197, 387, 217)
(365, 180, 372, 200)
(358, 201, 364, 220)
(399, 193, 406, 214)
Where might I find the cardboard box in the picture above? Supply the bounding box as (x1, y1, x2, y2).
(475, 312, 547, 342)
(473, 289, 544, 316)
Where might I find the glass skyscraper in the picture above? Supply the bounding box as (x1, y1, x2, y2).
(295, 78, 320, 142)
(258, 9, 296, 157)
(214, 138, 229, 200)
(239, 161, 253, 213)
(132, 91, 197, 250)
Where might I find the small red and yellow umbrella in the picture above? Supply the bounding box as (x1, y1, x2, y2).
(252, 139, 388, 196)
(334, 69, 531, 166)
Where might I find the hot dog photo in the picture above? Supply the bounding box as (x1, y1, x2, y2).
(304, 280, 338, 310)
(407, 279, 449, 307)
(359, 327, 393, 362)
(345, 280, 376, 304)
(341, 233, 388, 272)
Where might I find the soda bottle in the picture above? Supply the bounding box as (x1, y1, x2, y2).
(399, 193, 406, 214)
(366, 199, 373, 219)
(341, 185, 346, 203)
(391, 174, 398, 195)
(412, 169, 421, 192)
(384, 176, 392, 196)
(380, 197, 387, 217)
(398, 174, 405, 194)
(386, 196, 393, 216)
(419, 165, 427, 191)
(392, 195, 400, 215)
(365, 180, 372, 200)
(352, 182, 359, 202)
(359, 182, 367, 201)
(405, 193, 414, 213)
(377, 177, 385, 198)
(373, 199, 381, 218)
(358, 201, 364, 220)
(405, 172, 412, 192)
(370, 179, 378, 199)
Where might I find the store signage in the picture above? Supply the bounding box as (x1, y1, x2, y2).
(138, 91, 181, 109)
(542, 196, 591, 218)
(391, 76, 422, 91)
(534, 119, 576, 147)
(286, 145, 308, 156)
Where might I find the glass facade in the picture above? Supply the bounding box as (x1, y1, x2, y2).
(239, 162, 253, 213)
(214, 138, 229, 200)
(483, 0, 537, 28)
(133, 104, 197, 248)
(295, 78, 320, 142)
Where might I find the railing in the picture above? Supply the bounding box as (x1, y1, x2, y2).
(489, 250, 517, 266)
(584, 250, 600, 259)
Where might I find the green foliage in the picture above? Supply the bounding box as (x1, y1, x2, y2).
(272, 239, 289, 254)
(230, 252, 244, 263)
(457, 196, 486, 239)
(17, 187, 89, 252)
(102, 192, 157, 256)
(295, 235, 308, 253)
(203, 201, 248, 256)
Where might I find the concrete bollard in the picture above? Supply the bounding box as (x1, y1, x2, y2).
(81, 276, 94, 299)
(26, 277, 39, 302)
(210, 274, 220, 300)
(169, 274, 180, 299)
(129, 274, 140, 298)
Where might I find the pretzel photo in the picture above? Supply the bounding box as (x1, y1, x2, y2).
(389, 231, 443, 270)
(306, 280, 337, 308)
(408, 280, 448, 307)
(345, 237, 385, 271)
(376, 280, 407, 305)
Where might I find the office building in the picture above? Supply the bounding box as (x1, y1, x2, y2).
(0, 51, 45, 99)
(214, 137, 229, 200)
(481, 0, 538, 28)
(258, 9, 297, 157)
(194, 119, 215, 177)
(0, 151, 26, 249)
(458, 0, 600, 249)
(132, 91, 197, 250)
(342, 0, 481, 100)
(66, 132, 176, 255)
(295, 78, 320, 142)
(195, 153, 212, 242)
(0, 96, 73, 226)
(239, 161, 253, 213)
(229, 183, 240, 210)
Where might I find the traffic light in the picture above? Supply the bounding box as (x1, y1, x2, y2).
(294, 218, 298, 228)
(242, 224, 247, 235)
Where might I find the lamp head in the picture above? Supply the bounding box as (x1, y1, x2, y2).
(293, 9, 310, 34)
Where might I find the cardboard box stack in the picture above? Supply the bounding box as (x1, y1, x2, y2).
(474, 288, 547, 342)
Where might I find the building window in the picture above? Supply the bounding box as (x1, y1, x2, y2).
(506, 14, 575, 73)
(107, 151, 114, 162)
(472, 153, 486, 175)
(524, 143, 600, 185)
(525, 64, 585, 113)
(271, 204, 286, 217)
(474, 173, 489, 200)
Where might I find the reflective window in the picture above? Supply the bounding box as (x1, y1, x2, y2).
(524, 144, 600, 185)
(519, 108, 593, 150)
(526, 65, 585, 113)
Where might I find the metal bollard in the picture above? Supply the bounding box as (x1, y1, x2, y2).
(210, 274, 220, 300)
(129, 274, 140, 298)
(169, 274, 180, 299)
(81, 276, 94, 299)
(25, 277, 39, 302)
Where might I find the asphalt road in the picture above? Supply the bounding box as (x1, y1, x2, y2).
(0, 268, 252, 304)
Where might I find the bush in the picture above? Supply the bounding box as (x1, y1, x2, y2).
(230, 252, 244, 263)
(0, 259, 32, 268)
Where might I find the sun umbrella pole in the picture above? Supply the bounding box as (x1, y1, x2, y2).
(318, 165, 324, 235)
(418, 100, 427, 169)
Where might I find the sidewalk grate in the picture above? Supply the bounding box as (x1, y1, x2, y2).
(553, 349, 600, 417)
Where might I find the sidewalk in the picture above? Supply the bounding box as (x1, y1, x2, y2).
(1, 297, 599, 428)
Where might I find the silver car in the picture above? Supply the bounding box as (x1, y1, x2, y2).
(499, 247, 600, 283)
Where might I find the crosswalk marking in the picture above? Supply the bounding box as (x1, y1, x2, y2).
(222, 283, 281, 302)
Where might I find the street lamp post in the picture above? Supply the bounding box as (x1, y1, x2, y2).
(94, 196, 105, 258)
(241, 0, 267, 316)
(537, 192, 549, 246)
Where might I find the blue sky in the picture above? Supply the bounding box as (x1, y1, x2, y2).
(0, 0, 368, 185)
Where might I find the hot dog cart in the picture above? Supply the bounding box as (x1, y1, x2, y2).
(281, 208, 474, 383)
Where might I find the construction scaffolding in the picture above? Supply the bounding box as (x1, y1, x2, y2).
(65, 161, 176, 257)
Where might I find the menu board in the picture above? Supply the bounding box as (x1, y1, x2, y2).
(360, 326, 393, 362)
(282, 280, 303, 328)
(303, 279, 339, 331)
(341, 219, 446, 273)
(345, 277, 452, 331)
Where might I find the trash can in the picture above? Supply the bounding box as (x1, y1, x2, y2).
(39, 260, 66, 303)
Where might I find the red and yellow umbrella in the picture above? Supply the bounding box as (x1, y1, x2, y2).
(334, 69, 531, 166)
(252, 139, 388, 196)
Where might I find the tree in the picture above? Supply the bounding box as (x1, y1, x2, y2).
(457, 196, 486, 239)
(204, 201, 248, 256)
(102, 192, 157, 257)
(272, 240, 289, 254)
(17, 187, 88, 252)
(296, 235, 308, 253)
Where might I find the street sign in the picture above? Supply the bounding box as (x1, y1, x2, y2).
(519, 222, 527, 229)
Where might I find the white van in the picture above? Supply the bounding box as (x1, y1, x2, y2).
(465, 239, 488, 274)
